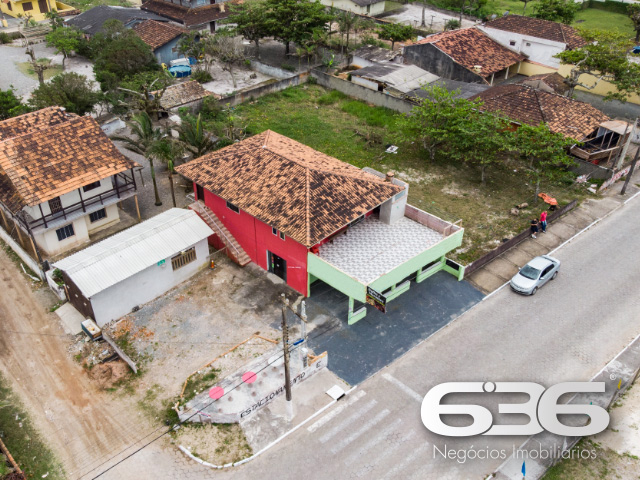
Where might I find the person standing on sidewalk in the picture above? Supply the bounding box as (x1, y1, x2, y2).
(530, 219, 539, 239)
(540, 210, 548, 233)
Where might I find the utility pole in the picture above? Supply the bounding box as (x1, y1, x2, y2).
(281, 294, 293, 419)
(621, 145, 639, 195)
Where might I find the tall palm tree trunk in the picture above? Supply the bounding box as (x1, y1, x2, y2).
(168, 169, 176, 207)
(148, 157, 162, 206)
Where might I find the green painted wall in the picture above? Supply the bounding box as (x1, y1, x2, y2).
(369, 229, 464, 293)
(307, 253, 367, 302)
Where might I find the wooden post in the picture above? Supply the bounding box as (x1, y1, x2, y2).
(15, 224, 26, 247)
(0, 208, 8, 230)
(78, 188, 86, 212)
(134, 195, 141, 221)
(490, 73, 495, 86)
(38, 203, 48, 228)
(138, 169, 145, 187)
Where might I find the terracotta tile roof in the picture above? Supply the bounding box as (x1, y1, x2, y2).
(0, 106, 69, 142)
(471, 84, 609, 139)
(415, 28, 526, 78)
(175, 130, 403, 247)
(141, 0, 233, 28)
(154, 80, 214, 110)
(518, 72, 570, 95)
(484, 15, 586, 50)
(0, 112, 138, 209)
(132, 19, 186, 50)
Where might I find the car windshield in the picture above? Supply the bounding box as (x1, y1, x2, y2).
(520, 265, 541, 280)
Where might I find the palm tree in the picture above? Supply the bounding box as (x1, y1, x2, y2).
(177, 114, 217, 158)
(112, 112, 164, 206)
(149, 136, 185, 208)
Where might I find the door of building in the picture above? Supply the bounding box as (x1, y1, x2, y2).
(268, 251, 286, 282)
(196, 184, 204, 201)
(38, 0, 49, 13)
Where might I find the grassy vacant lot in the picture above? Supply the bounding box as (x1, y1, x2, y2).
(64, 0, 132, 11)
(222, 84, 585, 264)
(489, 0, 634, 36)
(0, 372, 64, 479)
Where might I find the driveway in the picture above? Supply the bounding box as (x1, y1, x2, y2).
(306, 271, 484, 385)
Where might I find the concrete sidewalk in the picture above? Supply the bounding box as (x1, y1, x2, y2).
(467, 169, 640, 294)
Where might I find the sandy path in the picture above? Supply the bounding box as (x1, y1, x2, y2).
(0, 248, 155, 479)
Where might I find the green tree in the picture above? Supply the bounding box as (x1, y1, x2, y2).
(149, 136, 185, 207)
(628, 4, 640, 43)
(555, 29, 639, 101)
(117, 71, 174, 117)
(112, 112, 164, 206)
(336, 10, 357, 54)
(178, 114, 218, 158)
(92, 20, 158, 91)
(29, 72, 100, 115)
(45, 9, 65, 30)
(533, 0, 580, 24)
(444, 19, 461, 30)
(0, 87, 29, 120)
(453, 110, 513, 183)
(46, 27, 83, 70)
(511, 123, 575, 197)
(396, 84, 476, 161)
(264, 0, 333, 55)
(228, 0, 270, 59)
(377, 23, 413, 50)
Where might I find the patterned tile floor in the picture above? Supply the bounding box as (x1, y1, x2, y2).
(318, 216, 443, 285)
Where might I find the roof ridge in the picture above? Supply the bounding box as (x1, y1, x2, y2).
(533, 88, 547, 124)
(305, 167, 311, 246)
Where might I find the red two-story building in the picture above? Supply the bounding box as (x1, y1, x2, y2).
(176, 130, 465, 324)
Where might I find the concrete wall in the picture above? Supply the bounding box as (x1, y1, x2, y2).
(89, 238, 209, 326)
(249, 60, 296, 80)
(403, 43, 485, 84)
(320, 0, 385, 15)
(558, 64, 640, 106)
(518, 60, 558, 77)
(478, 26, 565, 69)
(573, 90, 640, 121)
(222, 73, 309, 107)
(0, 224, 45, 280)
(311, 70, 415, 113)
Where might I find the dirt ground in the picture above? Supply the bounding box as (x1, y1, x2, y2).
(172, 423, 252, 465)
(0, 247, 158, 480)
(385, 2, 478, 31)
(202, 60, 274, 97)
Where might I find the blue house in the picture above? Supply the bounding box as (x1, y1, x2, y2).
(132, 19, 187, 65)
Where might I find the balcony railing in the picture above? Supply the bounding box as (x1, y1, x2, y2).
(28, 171, 137, 230)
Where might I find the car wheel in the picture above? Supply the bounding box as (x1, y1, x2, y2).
(552, 271, 558, 280)
(531, 287, 538, 295)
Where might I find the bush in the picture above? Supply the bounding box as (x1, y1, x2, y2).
(281, 63, 296, 72)
(191, 69, 213, 83)
(445, 19, 461, 30)
(201, 95, 223, 120)
(0, 32, 11, 44)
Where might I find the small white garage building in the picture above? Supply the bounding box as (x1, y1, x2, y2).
(55, 208, 214, 327)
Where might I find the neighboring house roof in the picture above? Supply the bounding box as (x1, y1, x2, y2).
(155, 80, 213, 110)
(484, 14, 586, 50)
(65, 5, 168, 36)
(0, 106, 68, 142)
(352, 45, 402, 64)
(54, 208, 213, 298)
(132, 19, 186, 50)
(412, 27, 526, 78)
(410, 78, 491, 100)
(141, 0, 233, 28)
(517, 72, 570, 95)
(470, 84, 610, 139)
(175, 130, 403, 247)
(0, 108, 138, 211)
(350, 0, 386, 7)
(351, 63, 439, 93)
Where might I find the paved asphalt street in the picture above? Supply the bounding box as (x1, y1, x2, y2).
(96, 192, 640, 479)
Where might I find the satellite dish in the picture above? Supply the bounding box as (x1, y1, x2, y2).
(503, 11, 509, 16)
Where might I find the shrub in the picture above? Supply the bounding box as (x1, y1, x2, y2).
(192, 69, 213, 83)
(0, 32, 11, 44)
(201, 95, 223, 120)
(444, 19, 461, 30)
(281, 63, 296, 72)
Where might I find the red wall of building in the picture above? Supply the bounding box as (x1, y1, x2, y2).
(197, 184, 309, 296)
